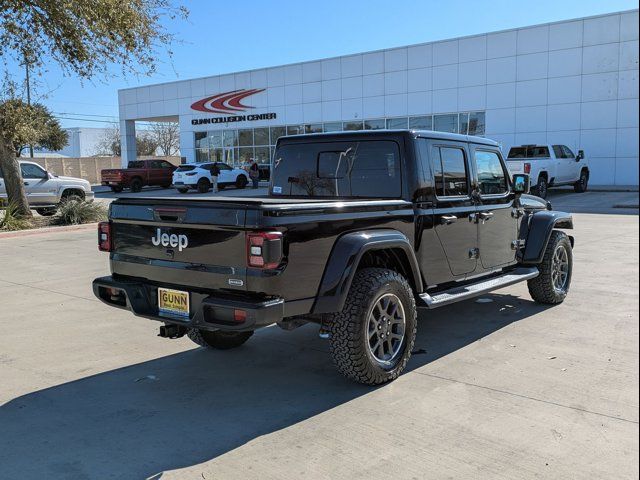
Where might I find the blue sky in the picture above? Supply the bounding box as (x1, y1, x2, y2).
(8, 0, 638, 128)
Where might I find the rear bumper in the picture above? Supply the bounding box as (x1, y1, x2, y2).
(93, 275, 284, 332)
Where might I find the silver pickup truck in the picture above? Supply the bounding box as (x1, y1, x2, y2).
(506, 144, 590, 199)
(0, 160, 95, 215)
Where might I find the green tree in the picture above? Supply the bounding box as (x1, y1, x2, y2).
(0, 0, 188, 217)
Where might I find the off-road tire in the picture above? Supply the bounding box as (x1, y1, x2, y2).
(236, 175, 248, 189)
(574, 170, 589, 193)
(197, 178, 211, 193)
(533, 175, 548, 199)
(130, 178, 143, 193)
(187, 329, 254, 350)
(329, 268, 417, 385)
(528, 230, 573, 304)
(111, 185, 123, 193)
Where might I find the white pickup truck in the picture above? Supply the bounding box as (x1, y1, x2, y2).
(506, 144, 589, 199)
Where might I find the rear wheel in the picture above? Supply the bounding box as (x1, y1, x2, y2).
(130, 178, 143, 193)
(329, 268, 417, 385)
(177, 187, 189, 194)
(534, 175, 548, 199)
(236, 175, 248, 189)
(574, 170, 589, 193)
(36, 207, 57, 216)
(111, 185, 123, 193)
(528, 230, 573, 304)
(197, 178, 211, 193)
(187, 329, 253, 350)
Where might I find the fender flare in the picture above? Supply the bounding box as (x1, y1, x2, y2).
(520, 210, 574, 264)
(312, 229, 423, 314)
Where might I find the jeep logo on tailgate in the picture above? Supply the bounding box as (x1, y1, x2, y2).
(151, 228, 188, 252)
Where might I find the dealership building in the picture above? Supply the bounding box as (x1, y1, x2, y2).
(118, 9, 639, 186)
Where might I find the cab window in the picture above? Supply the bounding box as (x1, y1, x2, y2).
(474, 150, 508, 195)
(20, 163, 48, 179)
(432, 146, 469, 197)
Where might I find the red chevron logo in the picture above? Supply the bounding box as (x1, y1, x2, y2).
(190, 89, 265, 114)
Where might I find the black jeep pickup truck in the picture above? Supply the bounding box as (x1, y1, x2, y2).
(94, 130, 574, 385)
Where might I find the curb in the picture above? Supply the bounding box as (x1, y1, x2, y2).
(0, 222, 98, 240)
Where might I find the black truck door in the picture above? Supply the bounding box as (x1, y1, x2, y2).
(470, 146, 519, 270)
(430, 143, 478, 277)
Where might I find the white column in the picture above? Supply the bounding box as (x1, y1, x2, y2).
(120, 120, 136, 168)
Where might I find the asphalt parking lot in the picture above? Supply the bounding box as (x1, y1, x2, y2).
(0, 190, 638, 479)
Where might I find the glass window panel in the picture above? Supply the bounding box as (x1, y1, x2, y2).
(552, 145, 565, 158)
(208, 131, 222, 147)
(459, 112, 470, 135)
(474, 150, 508, 195)
(210, 149, 223, 163)
(254, 127, 269, 145)
(409, 116, 432, 130)
(254, 146, 271, 164)
(238, 128, 253, 146)
(238, 147, 254, 166)
(305, 123, 323, 134)
(342, 121, 363, 131)
(364, 119, 385, 130)
(270, 126, 286, 144)
(195, 131, 208, 148)
(433, 147, 468, 196)
(386, 117, 408, 129)
(467, 112, 485, 136)
(195, 148, 210, 162)
(434, 114, 459, 133)
(562, 145, 575, 158)
(323, 122, 342, 132)
(287, 125, 304, 136)
(223, 129, 238, 147)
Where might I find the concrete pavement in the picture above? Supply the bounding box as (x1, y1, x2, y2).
(0, 193, 638, 479)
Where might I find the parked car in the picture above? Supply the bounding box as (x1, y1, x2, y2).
(94, 130, 575, 385)
(506, 144, 589, 199)
(172, 162, 249, 193)
(0, 160, 94, 216)
(101, 159, 176, 193)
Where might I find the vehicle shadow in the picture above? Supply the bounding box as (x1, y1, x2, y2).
(0, 293, 546, 479)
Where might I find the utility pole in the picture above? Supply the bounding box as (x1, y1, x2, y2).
(25, 57, 34, 158)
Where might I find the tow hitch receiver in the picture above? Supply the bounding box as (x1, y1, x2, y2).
(158, 324, 187, 339)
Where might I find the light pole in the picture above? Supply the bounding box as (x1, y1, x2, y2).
(24, 56, 34, 158)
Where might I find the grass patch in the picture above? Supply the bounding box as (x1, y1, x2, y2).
(0, 202, 32, 231)
(55, 199, 108, 225)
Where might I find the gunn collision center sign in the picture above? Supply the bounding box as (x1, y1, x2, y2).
(190, 88, 276, 125)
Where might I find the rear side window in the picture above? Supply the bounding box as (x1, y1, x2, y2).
(176, 165, 196, 172)
(432, 146, 469, 197)
(508, 146, 550, 159)
(474, 150, 508, 195)
(128, 161, 144, 168)
(271, 140, 402, 198)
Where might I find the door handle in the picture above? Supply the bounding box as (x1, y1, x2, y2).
(23, 182, 30, 186)
(440, 215, 457, 225)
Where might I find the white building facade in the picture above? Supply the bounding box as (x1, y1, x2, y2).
(118, 9, 639, 186)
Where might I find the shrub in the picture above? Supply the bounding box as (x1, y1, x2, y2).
(55, 199, 107, 225)
(0, 202, 32, 231)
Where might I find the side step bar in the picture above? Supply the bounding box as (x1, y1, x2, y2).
(419, 267, 539, 309)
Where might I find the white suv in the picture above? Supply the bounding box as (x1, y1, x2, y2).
(0, 161, 95, 215)
(172, 162, 249, 193)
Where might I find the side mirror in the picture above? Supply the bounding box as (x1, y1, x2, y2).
(512, 173, 530, 194)
(576, 150, 584, 161)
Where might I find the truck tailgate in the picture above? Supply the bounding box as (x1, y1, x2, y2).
(109, 199, 250, 291)
(506, 160, 526, 173)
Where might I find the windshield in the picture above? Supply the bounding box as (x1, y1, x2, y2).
(507, 146, 550, 159)
(270, 140, 402, 198)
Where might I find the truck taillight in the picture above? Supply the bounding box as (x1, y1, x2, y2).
(98, 222, 112, 252)
(246, 231, 283, 269)
(524, 162, 531, 174)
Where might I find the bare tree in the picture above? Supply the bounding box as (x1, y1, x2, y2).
(97, 124, 160, 157)
(150, 122, 180, 156)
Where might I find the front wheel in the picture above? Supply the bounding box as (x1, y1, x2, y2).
(177, 187, 189, 194)
(111, 185, 123, 193)
(187, 329, 253, 350)
(329, 268, 417, 385)
(574, 170, 589, 193)
(36, 207, 57, 216)
(528, 230, 573, 304)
